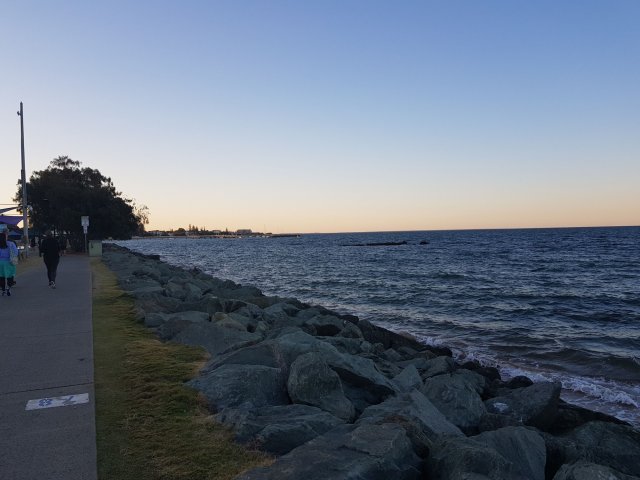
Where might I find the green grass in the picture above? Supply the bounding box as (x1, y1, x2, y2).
(92, 259, 271, 480)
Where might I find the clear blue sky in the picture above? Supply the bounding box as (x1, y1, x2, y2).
(1, 1, 639, 232)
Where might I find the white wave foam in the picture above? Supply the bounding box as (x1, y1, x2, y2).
(498, 364, 640, 408)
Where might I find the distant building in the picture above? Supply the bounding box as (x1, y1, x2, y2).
(236, 229, 252, 235)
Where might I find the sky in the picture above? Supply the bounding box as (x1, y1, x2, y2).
(1, 0, 639, 233)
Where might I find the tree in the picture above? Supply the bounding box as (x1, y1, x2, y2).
(14, 156, 148, 249)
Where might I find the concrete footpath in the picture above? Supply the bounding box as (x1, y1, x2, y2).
(0, 254, 97, 480)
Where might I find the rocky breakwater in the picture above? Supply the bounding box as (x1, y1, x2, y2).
(103, 244, 640, 480)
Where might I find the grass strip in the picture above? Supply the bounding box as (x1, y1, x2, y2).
(92, 259, 271, 479)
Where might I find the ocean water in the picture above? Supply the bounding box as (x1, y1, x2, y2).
(119, 226, 640, 426)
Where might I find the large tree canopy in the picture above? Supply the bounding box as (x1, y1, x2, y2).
(14, 156, 148, 246)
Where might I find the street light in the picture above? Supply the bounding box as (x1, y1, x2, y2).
(17, 102, 29, 257)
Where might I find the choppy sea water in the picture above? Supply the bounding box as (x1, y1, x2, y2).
(118, 226, 640, 426)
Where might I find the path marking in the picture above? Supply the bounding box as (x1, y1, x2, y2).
(25, 393, 89, 411)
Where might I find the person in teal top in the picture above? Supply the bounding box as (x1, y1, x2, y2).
(0, 229, 19, 296)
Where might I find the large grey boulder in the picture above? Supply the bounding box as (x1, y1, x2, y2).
(337, 321, 364, 339)
(425, 435, 529, 480)
(161, 277, 205, 302)
(392, 364, 423, 393)
(120, 278, 164, 295)
(168, 322, 262, 356)
(318, 336, 372, 356)
(189, 364, 289, 412)
(358, 389, 463, 455)
(203, 330, 394, 408)
(485, 381, 561, 430)
(132, 265, 163, 281)
(421, 372, 487, 433)
(134, 292, 183, 314)
(237, 423, 422, 480)
(176, 294, 224, 315)
(550, 421, 640, 477)
(473, 426, 546, 480)
(287, 352, 355, 422)
(271, 331, 396, 403)
(303, 314, 344, 336)
(553, 461, 639, 480)
(204, 340, 284, 371)
(144, 312, 168, 328)
(216, 404, 344, 456)
(263, 302, 301, 325)
(422, 356, 456, 379)
(356, 318, 427, 353)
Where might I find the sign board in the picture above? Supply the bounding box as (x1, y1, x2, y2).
(83, 225, 88, 234)
(81, 216, 89, 227)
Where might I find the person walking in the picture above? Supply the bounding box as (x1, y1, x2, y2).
(0, 229, 19, 296)
(40, 231, 61, 288)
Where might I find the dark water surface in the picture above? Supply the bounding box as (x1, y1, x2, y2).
(119, 226, 640, 425)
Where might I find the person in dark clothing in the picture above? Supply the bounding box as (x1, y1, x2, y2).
(40, 231, 61, 288)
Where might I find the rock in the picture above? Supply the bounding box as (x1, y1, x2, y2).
(454, 369, 488, 396)
(392, 364, 423, 393)
(274, 331, 396, 403)
(558, 421, 640, 477)
(319, 336, 372, 356)
(382, 348, 403, 362)
(153, 310, 211, 337)
(132, 265, 162, 281)
(396, 357, 432, 373)
(358, 390, 463, 455)
(263, 302, 301, 325)
(485, 381, 561, 430)
(549, 400, 630, 434)
(287, 352, 355, 422)
(205, 330, 395, 411)
(425, 435, 528, 480)
(177, 294, 224, 315)
(203, 343, 280, 374)
(356, 318, 426, 352)
(337, 321, 364, 339)
(213, 312, 251, 332)
(397, 346, 418, 358)
(168, 322, 262, 356)
(189, 364, 289, 412)
(422, 356, 456, 379)
(423, 344, 453, 358)
(421, 372, 487, 434)
(553, 461, 639, 480)
(143, 312, 167, 328)
(303, 314, 344, 336)
(234, 302, 265, 320)
(216, 404, 344, 456)
(134, 292, 183, 314)
(120, 277, 163, 294)
(460, 360, 501, 382)
(236, 423, 422, 480)
(164, 280, 190, 300)
(473, 426, 546, 480)
(503, 375, 534, 389)
(411, 349, 437, 361)
(477, 412, 521, 433)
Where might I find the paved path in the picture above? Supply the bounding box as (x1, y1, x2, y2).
(0, 254, 96, 480)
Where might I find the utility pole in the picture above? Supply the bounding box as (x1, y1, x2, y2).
(17, 102, 29, 256)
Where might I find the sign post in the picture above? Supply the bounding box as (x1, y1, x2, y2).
(81, 216, 89, 254)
